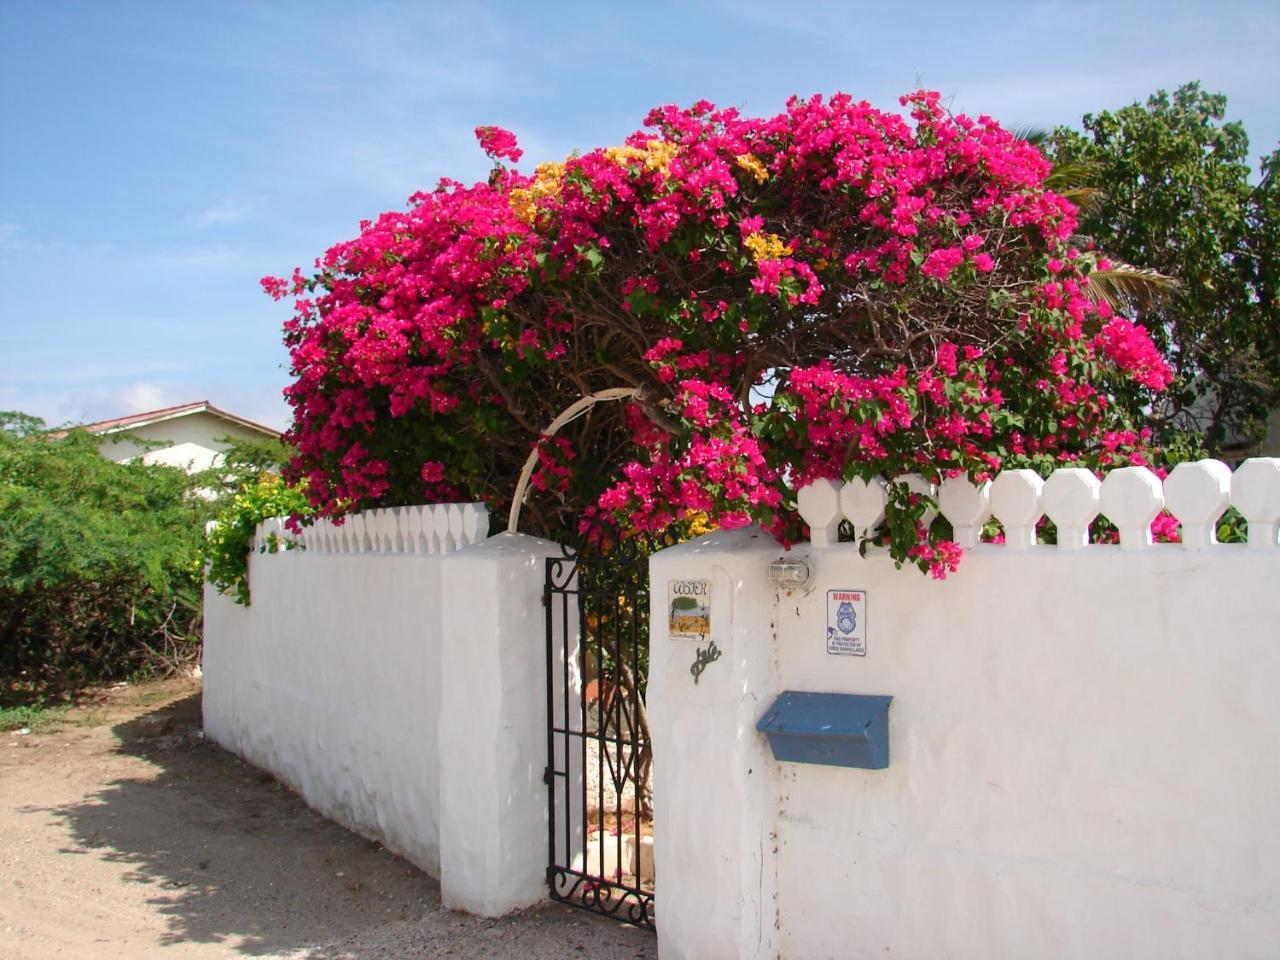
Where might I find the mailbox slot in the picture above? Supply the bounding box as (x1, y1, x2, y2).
(756, 691, 892, 769)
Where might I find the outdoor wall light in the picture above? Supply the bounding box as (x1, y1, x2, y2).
(767, 556, 813, 591)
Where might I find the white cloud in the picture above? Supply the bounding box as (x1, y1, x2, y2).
(226, 383, 291, 432)
(53, 382, 188, 424)
(187, 199, 256, 229)
(110, 382, 186, 415)
(0, 222, 46, 258)
(6, 377, 290, 432)
(0, 360, 191, 389)
(0, 381, 178, 427)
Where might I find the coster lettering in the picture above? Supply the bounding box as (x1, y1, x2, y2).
(672, 581, 708, 596)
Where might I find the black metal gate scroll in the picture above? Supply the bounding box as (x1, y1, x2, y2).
(545, 524, 659, 930)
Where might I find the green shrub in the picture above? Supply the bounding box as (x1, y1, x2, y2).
(0, 412, 207, 701)
(203, 474, 312, 606)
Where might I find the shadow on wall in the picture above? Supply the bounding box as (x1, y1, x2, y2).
(32, 693, 439, 958)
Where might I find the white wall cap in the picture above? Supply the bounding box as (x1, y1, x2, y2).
(388, 509, 404, 552)
(421, 506, 437, 554)
(451, 529, 562, 559)
(797, 478, 842, 547)
(990, 469, 1045, 550)
(1164, 459, 1232, 550)
(447, 503, 465, 551)
(392, 509, 407, 553)
(432, 504, 451, 552)
(1232, 457, 1280, 549)
(1100, 465, 1164, 551)
(312, 503, 501, 556)
(463, 503, 490, 544)
(406, 506, 423, 554)
(355, 513, 373, 552)
(419, 505, 437, 554)
(1042, 468, 1101, 550)
(382, 509, 399, 552)
(370, 510, 390, 552)
(937, 475, 992, 549)
(839, 476, 888, 540)
(650, 524, 777, 561)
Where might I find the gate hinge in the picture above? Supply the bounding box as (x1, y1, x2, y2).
(542, 765, 553, 785)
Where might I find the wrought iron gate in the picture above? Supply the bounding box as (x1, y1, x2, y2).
(545, 534, 655, 930)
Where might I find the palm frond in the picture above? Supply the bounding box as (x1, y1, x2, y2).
(1084, 263, 1181, 312)
(1012, 127, 1050, 148)
(1045, 159, 1102, 192)
(1056, 184, 1106, 217)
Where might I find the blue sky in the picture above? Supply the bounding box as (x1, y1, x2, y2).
(2, 0, 1277, 430)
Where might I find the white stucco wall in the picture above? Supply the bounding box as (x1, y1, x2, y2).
(436, 532, 568, 915)
(203, 548, 447, 872)
(98, 411, 271, 472)
(649, 535, 1280, 960)
(649, 528, 781, 960)
(202, 505, 560, 917)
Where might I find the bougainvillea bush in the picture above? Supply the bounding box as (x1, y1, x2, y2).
(264, 91, 1172, 578)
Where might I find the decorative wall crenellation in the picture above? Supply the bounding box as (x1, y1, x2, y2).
(796, 458, 1280, 551)
(252, 503, 490, 556)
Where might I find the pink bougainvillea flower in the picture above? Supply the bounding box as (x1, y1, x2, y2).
(265, 89, 1173, 581)
(475, 125, 523, 164)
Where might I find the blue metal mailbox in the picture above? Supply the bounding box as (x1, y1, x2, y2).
(756, 691, 892, 769)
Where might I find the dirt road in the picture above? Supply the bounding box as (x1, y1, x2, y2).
(0, 680, 656, 959)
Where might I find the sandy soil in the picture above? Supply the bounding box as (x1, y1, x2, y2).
(0, 680, 656, 959)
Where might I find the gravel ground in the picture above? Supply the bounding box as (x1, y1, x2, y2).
(0, 679, 657, 959)
(584, 724, 642, 818)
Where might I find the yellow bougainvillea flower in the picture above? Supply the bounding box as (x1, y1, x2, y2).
(605, 139, 679, 174)
(734, 153, 769, 184)
(509, 161, 566, 225)
(742, 231, 792, 263)
(684, 509, 715, 538)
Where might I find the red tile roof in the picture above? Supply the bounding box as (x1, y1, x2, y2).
(64, 400, 281, 439)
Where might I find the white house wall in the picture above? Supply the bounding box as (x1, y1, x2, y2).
(97, 411, 269, 471)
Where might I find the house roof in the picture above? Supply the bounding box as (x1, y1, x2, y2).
(62, 400, 282, 439)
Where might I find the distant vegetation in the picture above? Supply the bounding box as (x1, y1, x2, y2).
(1047, 82, 1279, 455)
(0, 412, 285, 704)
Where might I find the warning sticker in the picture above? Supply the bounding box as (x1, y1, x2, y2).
(826, 589, 867, 656)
